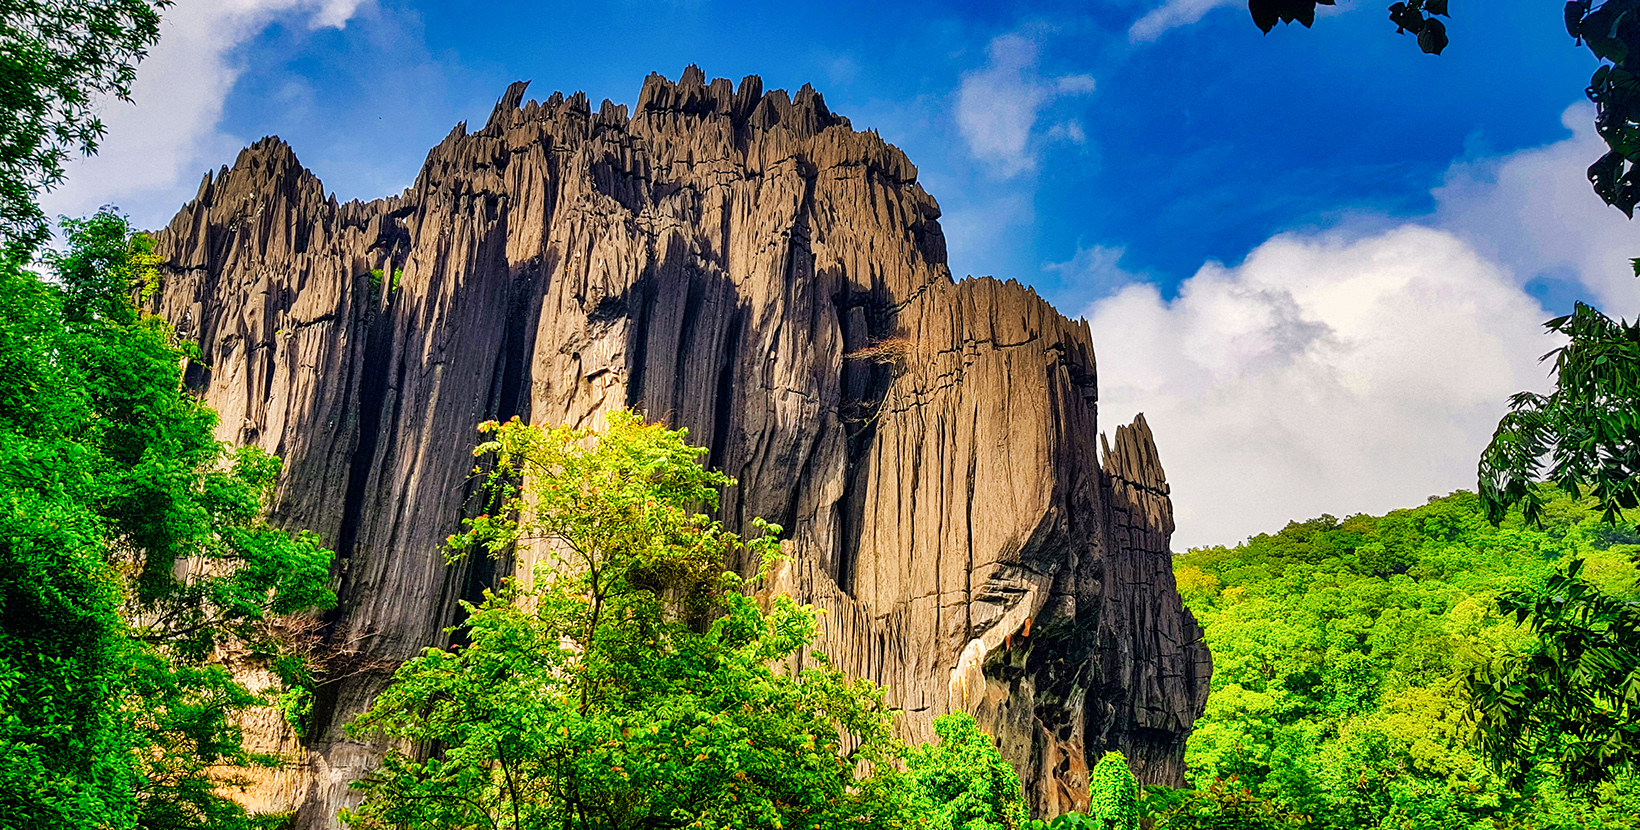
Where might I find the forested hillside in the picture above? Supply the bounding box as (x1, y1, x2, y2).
(1162, 492, 1640, 828)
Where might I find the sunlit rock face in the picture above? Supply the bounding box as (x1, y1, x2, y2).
(149, 69, 1210, 827)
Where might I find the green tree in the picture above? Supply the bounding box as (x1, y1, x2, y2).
(904, 712, 1028, 830)
(0, 211, 335, 830)
(1469, 301, 1640, 793)
(1480, 302, 1640, 531)
(1140, 779, 1307, 830)
(0, 0, 170, 253)
(1023, 753, 1140, 830)
(1086, 753, 1137, 830)
(1469, 558, 1640, 794)
(343, 412, 920, 830)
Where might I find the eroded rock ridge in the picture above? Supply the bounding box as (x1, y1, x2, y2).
(149, 69, 1210, 826)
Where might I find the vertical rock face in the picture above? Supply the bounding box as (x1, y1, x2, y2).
(149, 70, 1210, 826)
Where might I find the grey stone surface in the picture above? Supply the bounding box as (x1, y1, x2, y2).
(148, 70, 1210, 825)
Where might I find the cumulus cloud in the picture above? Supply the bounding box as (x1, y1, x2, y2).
(1435, 105, 1640, 313)
(1081, 102, 1640, 549)
(40, 0, 371, 229)
(1087, 227, 1552, 550)
(955, 34, 1096, 178)
(1128, 0, 1242, 42)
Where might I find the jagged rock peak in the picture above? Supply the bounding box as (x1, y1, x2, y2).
(474, 68, 872, 159)
(1102, 413, 1169, 495)
(632, 66, 843, 131)
(242, 135, 302, 167)
(483, 79, 532, 131)
(630, 67, 847, 138)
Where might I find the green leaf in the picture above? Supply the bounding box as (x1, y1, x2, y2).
(1389, 2, 1426, 34)
(1570, 0, 1594, 42)
(1250, 0, 1282, 33)
(1418, 16, 1449, 54)
(1588, 150, 1627, 211)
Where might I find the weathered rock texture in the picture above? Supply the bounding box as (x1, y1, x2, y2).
(148, 69, 1210, 826)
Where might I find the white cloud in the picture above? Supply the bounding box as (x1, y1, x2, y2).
(1045, 243, 1142, 299)
(1056, 74, 1097, 95)
(955, 33, 1096, 178)
(824, 55, 860, 87)
(1129, 0, 1241, 42)
(1042, 120, 1087, 144)
(39, 0, 371, 229)
(1434, 104, 1640, 313)
(1087, 226, 1552, 550)
(1082, 102, 1640, 550)
(307, 0, 366, 29)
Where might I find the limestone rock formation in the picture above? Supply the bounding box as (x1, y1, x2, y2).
(148, 69, 1210, 826)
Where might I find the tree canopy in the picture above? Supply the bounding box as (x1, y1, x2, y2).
(1472, 300, 1640, 793)
(0, 211, 335, 829)
(1470, 556, 1640, 794)
(345, 412, 926, 830)
(0, 0, 170, 253)
(905, 712, 1029, 830)
(1479, 302, 1640, 531)
(1158, 491, 1640, 828)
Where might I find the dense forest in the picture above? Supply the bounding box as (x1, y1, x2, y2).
(1155, 493, 1640, 828)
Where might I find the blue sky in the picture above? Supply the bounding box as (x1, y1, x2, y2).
(46, 0, 1640, 547)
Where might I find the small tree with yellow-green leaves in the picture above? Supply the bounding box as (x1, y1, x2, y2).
(343, 411, 923, 830)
